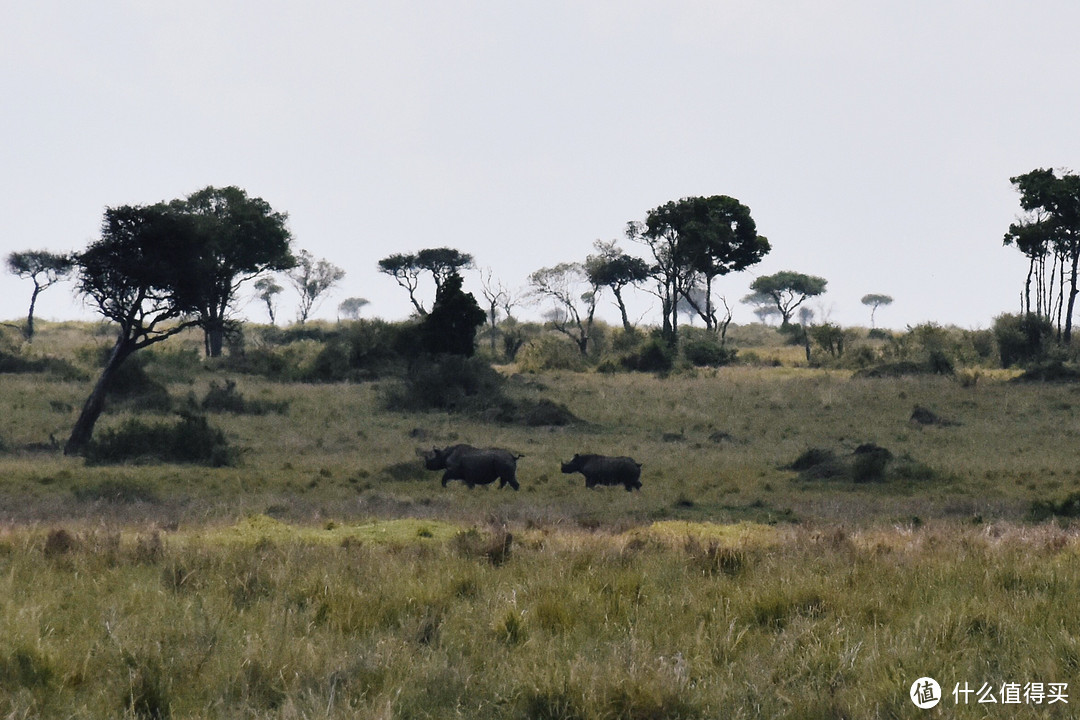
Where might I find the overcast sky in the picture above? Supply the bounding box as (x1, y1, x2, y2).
(4, 1, 1080, 332)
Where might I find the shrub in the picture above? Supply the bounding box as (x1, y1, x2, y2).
(105, 356, 172, 413)
(200, 380, 288, 415)
(681, 332, 737, 367)
(84, 414, 237, 466)
(71, 479, 160, 504)
(516, 336, 588, 372)
(994, 313, 1053, 368)
(382, 355, 507, 412)
(1029, 492, 1080, 521)
(620, 336, 674, 373)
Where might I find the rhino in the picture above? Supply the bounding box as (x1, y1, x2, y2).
(422, 445, 521, 490)
(561, 453, 642, 491)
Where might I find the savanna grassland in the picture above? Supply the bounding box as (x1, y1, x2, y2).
(2, 322, 1080, 718)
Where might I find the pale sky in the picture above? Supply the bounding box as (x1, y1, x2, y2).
(4, 1, 1080, 332)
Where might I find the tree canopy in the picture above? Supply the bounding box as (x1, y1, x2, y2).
(584, 240, 650, 332)
(629, 195, 769, 343)
(6, 249, 74, 341)
(749, 271, 828, 326)
(378, 247, 474, 316)
(420, 272, 486, 356)
(1005, 168, 1080, 342)
(65, 188, 293, 454)
(168, 186, 294, 356)
(860, 294, 893, 328)
(289, 249, 345, 324)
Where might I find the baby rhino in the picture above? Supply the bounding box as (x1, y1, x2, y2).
(561, 453, 642, 491)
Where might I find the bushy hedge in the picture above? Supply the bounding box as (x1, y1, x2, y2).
(84, 414, 237, 466)
(382, 355, 508, 413)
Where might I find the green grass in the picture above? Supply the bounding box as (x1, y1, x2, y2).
(1, 520, 1078, 718)
(4, 321, 1080, 716)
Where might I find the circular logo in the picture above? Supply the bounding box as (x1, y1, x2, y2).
(910, 677, 941, 709)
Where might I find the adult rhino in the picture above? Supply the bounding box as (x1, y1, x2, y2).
(561, 453, 642, 491)
(422, 444, 521, 490)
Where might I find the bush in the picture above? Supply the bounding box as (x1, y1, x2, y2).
(516, 336, 588, 373)
(199, 380, 288, 415)
(382, 355, 508, 413)
(84, 414, 237, 466)
(104, 356, 172, 413)
(994, 313, 1054, 368)
(620, 336, 674, 373)
(0, 352, 86, 380)
(681, 329, 737, 367)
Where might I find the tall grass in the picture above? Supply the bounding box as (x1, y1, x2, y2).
(1, 520, 1077, 718)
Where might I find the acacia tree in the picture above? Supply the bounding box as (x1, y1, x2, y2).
(253, 277, 284, 324)
(749, 271, 828, 327)
(65, 205, 204, 455)
(6, 250, 74, 341)
(289, 250, 345, 324)
(628, 195, 769, 344)
(65, 190, 294, 455)
(1005, 168, 1080, 342)
(861, 293, 893, 328)
(584, 240, 650, 331)
(528, 262, 600, 356)
(377, 247, 473, 316)
(338, 297, 370, 321)
(171, 186, 294, 357)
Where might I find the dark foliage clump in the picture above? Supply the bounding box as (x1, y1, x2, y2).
(84, 414, 237, 467)
(105, 356, 172, 413)
(786, 448, 846, 480)
(682, 337, 737, 367)
(851, 443, 893, 482)
(619, 336, 674, 373)
(787, 444, 929, 483)
(1011, 361, 1080, 384)
(516, 398, 579, 427)
(451, 527, 513, 566)
(0, 352, 87, 380)
(420, 272, 486, 356)
(383, 355, 507, 413)
(71, 479, 160, 504)
(199, 380, 288, 415)
(1029, 492, 1080, 522)
(994, 312, 1054, 368)
(43, 528, 78, 557)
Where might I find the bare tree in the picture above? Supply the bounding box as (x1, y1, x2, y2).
(528, 262, 600, 356)
(288, 250, 345, 324)
(479, 267, 516, 354)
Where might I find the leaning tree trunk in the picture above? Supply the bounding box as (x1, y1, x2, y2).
(64, 339, 134, 456)
(25, 284, 41, 342)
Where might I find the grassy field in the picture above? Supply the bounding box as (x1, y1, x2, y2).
(1, 322, 1079, 717)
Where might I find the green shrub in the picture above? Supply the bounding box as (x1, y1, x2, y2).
(1029, 492, 1080, 521)
(516, 336, 588, 372)
(620, 336, 674, 373)
(994, 313, 1053, 368)
(84, 414, 237, 466)
(71, 479, 160, 504)
(681, 328, 737, 367)
(200, 380, 287, 415)
(382, 355, 507, 412)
